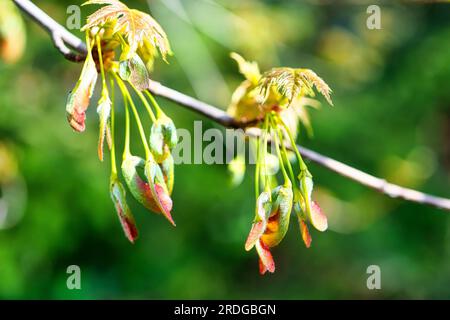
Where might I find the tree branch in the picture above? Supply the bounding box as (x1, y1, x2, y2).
(51, 31, 85, 62)
(13, 0, 88, 56)
(13, 0, 450, 211)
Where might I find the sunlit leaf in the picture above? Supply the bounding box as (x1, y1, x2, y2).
(82, 0, 172, 61)
(119, 53, 150, 91)
(230, 52, 261, 85)
(137, 38, 158, 72)
(258, 67, 333, 107)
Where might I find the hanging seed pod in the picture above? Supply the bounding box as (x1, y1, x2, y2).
(121, 154, 160, 212)
(245, 191, 271, 251)
(260, 184, 293, 248)
(298, 171, 327, 232)
(293, 190, 312, 248)
(149, 114, 178, 163)
(298, 217, 312, 248)
(97, 90, 112, 161)
(110, 176, 138, 243)
(66, 53, 98, 132)
(310, 201, 327, 232)
(255, 239, 275, 275)
(144, 157, 175, 226)
(159, 153, 174, 195)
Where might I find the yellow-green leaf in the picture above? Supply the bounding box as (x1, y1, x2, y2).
(230, 52, 261, 85)
(82, 0, 172, 61)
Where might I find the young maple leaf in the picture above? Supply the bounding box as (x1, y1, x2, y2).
(258, 67, 333, 107)
(82, 0, 172, 61)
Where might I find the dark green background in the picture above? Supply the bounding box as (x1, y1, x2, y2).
(0, 0, 449, 299)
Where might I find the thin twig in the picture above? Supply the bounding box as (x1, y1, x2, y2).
(13, 0, 450, 211)
(51, 32, 85, 62)
(13, 0, 88, 56)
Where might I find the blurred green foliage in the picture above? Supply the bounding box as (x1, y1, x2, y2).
(0, 0, 450, 299)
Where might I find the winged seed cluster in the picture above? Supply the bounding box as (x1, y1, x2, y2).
(227, 54, 333, 274)
(65, 0, 333, 275)
(66, 0, 177, 243)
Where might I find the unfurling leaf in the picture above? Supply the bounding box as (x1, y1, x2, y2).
(258, 67, 333, 107)
(119, 53, 150, 91)
(66, 54, 98, 132)
(82, 0, 172, 61)
(110, 176, 138, 243)
(149, 115, 178, 163)
(121, 154, 159, 212)
(300, 69, 333, 106)
(137, 38, 158, 71)
(97, 91, 112, 161)
(144, 158, 175, 226)
(230, 52, 261, 85)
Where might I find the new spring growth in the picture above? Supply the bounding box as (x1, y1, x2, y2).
(227, 53, 333, 274)
(65, 0, 177, 242)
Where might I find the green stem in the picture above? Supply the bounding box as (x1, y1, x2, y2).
(254, 135, 261, 200)
(128, 82, 157, 122)
(123, 91, 131, 158)
(85, 31, 94, 60)
(262, 115, 270, 193)
(114, 73, 151, 159)
(276, 115, 311, 211)
(145, 90, 164, 118)
(275, 121, 296, 188)
(96, 35, 108, 90)
(278, 116, 307, 171)
(110, 76, 117, 176)
(270, 115, 290, 186)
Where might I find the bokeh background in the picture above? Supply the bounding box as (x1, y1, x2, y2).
(1, 0, 450, 299)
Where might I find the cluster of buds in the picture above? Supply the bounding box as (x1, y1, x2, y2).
(65, 0, 177, 242)
(227, 53, 333, 274)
